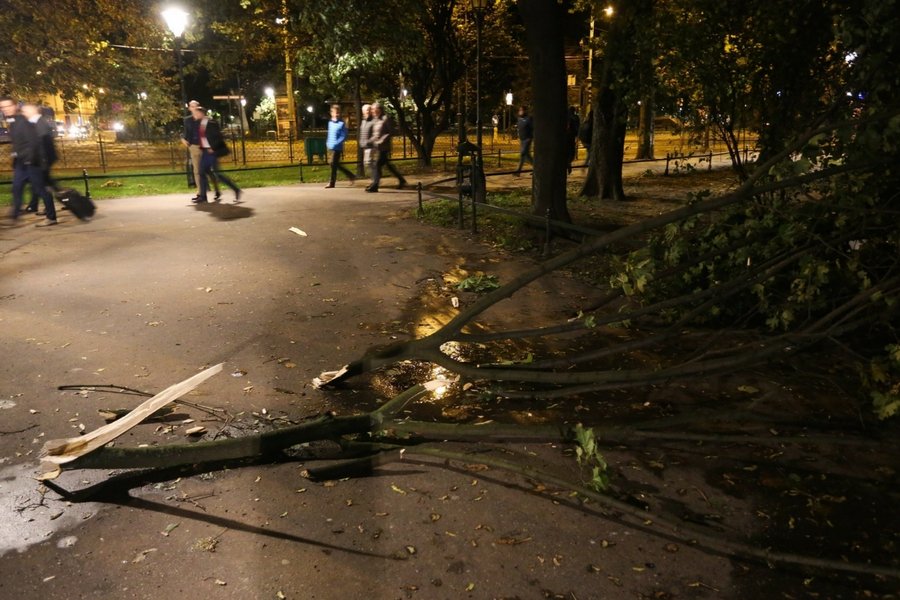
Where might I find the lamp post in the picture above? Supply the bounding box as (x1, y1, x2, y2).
(469, 0, 491, 202)
(505, 91, 513, 139)
(161, 6, 190, 186)
(137, 92, 147, 140)
(162, 7, 189, 113)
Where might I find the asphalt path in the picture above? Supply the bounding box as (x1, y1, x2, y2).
(0, 182, 661, 600)
(0, 167, 801, 600)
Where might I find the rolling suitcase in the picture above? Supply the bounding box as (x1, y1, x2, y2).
(55, 187, 96, 221)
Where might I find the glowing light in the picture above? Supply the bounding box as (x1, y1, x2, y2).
(112, 122, 125, 132)
(264, 87, 275, 98)
(161, 6, 189, 37)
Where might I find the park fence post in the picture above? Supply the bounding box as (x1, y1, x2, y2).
(417, 182, 424, 218)
(97, 131, 107, 173)
(299, 162, 304, 183)
(82, 169, 92, 200)
(708, 150, 713, 171)
(665, 152, 670, 176)
(289, 130, 294, 164)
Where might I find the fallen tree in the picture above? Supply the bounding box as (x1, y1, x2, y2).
(314, 113, 899, 405)
(38, 374, 900, 580)
(37, 105, 900, 588)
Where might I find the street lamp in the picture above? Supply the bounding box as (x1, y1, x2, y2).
(161, 6, 188, 112)
(469, 0, 491, 203)
(162, 6, 190, 185)
(137, 92, 147, 139)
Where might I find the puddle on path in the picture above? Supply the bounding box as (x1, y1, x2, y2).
(0, 463, 99, 557)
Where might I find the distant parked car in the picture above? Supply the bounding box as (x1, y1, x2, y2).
(68, 124, 90, 140)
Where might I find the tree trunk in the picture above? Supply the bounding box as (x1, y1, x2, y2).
(394, 96, 448, 167)
(579, 107, 600, 198)
(518, 0, 571, 222)
(597, 87, 628, 201)
(579, 0, 649, 201)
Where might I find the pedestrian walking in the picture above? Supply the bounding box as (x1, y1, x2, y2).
(367, 102, 407, 192)
(514, 105, 534, 176)
(181, 100, 221, 202)
(358, 103, 376, 179)
(25, 105, 59, 214)
(192, 106, 241, 204)
(0, 97, 58, 227)
(324, 104, 356, 188)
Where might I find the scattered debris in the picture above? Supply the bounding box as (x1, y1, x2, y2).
(289, 227, 308, 237)
(132, 548, 157, 563)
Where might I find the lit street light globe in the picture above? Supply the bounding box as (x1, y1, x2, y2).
(161, 6, 188, 37)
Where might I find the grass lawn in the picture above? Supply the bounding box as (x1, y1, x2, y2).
(0, 157, 449, 206)
(0, 163, 343, 205)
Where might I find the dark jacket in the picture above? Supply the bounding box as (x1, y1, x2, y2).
(9, 115, 57, 168)
(201, 118, 230, 157)
(8, 115, 37, 165)
(516, 115, 533, 141)
(182, 115, 200, 145)
(34, 117, 58, 168)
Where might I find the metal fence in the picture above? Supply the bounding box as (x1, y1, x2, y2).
(0, 128, 746, 175)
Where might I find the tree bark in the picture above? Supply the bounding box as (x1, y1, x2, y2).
(518, 0, 571, 222)
(596, 87, 628, 200)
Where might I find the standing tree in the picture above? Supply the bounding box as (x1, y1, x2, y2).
(657, 0, 842, 178)
(579, 0, 652, 201)
(0, 0, 172, 115)
(517, 0, 572, 222)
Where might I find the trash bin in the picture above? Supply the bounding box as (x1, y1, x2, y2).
(305, 137, 327, 164)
